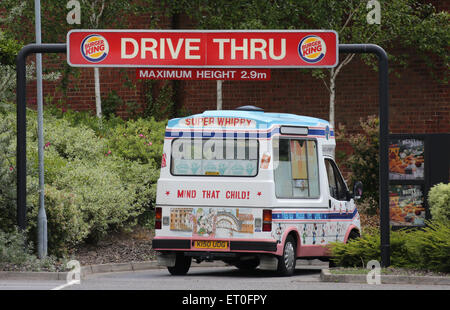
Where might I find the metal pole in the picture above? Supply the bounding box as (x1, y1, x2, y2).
(35, 0, 47, 259)
(94, 67, 102, 118)
(16, 49, 28, 231)
(339, 44, 390, 267)
(16, 43, 67, 231)
(217, 80, 223, 110)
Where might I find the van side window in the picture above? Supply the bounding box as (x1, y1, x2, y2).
(325, 159, 348, 201)
(273, 138, 320, 199)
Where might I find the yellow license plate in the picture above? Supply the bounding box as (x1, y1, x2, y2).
(194, 240, 228, 249)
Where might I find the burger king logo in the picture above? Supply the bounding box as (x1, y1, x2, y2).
(81, 34, 109, 63)
(298, 35, 326, 63)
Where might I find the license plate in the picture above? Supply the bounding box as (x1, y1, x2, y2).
(194, 240, 228, 250)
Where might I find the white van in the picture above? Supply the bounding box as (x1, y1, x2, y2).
(153, 106, 362, 276)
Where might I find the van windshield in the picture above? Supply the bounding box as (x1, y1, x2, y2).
(170, 138, 259, 176)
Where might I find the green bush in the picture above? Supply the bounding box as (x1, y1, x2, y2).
(0, 109, 40, 234)
(142, 80, 175, 121)
(28, 117, 107, 162)
(329, 228, 380, 267)
(0, 228, 66, 272)
(329, 221, 450, 273)
(106, 117, 166, 166)
(0, 229, 32, 266)
(428, 183, 450, 222)
(0, 112, 17, 232)
(25, 155, 158, 255)
(52, 159, 139, 241)
(0, 30, 22, 66)
(355, 197, 378, 218)
(44, 106, 125, 138)
(336, 115, 379, 214)
(0, 65, 17, 103)
(329, 228, 412, 268)
(105, 159, 159, 228)
(1, 106, 165, 256)
(27, 185, 89, 255)
(101, 90, 122, 120)
(406, 221, 450, 272)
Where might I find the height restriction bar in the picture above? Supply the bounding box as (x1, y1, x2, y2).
(67, 30, 338, 68)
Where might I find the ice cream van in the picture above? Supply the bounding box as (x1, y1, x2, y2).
(152, 106, 362, 276)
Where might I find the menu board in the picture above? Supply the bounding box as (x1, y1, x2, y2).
(389, 139, 424, 180)
(389, 185, 426, 227)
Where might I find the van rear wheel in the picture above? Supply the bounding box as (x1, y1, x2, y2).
(167, 253, 191, 275)
(277, 236, 296, 276)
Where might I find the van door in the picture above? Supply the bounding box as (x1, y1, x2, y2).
(324, 158, 352, 241)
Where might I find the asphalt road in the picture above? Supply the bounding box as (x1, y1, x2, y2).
(1, 265, 448, 291)
(63, 266, 450, 290)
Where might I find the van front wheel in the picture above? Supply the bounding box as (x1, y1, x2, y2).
(167, 253, 192, 275)
(277, 236, 296, 276)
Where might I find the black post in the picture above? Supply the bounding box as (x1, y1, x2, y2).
(15, 43, 67, 230)
(339, 44, 390, 267)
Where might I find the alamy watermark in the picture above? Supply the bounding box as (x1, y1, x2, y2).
(51, 260, 81, 290)
(367, 0, 381, 25)
(366, 260, 381, 285)
(66, 0, 81, 25)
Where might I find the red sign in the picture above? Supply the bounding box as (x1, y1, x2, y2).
(136, 68, 271, 80)
(67, 30, 338, 68)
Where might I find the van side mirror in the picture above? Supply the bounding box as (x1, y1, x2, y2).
(352, 181, 363, 200)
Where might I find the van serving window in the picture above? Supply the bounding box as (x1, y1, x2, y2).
(170, 138, 258, 176)
(273, 138, 320, 198)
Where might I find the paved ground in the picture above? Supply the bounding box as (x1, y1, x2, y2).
(0, 280, 63, 290)
(63, 267, 450, 290)
(1, 265, 447, 290)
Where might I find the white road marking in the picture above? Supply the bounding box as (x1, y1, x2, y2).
(51, 280, 80, 290)
(0, 280, 64, 290)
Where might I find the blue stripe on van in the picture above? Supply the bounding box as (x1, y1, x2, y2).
(272, 208, 357, 221)
(308, 129, 335, 138)
(307, 129, 325, 136)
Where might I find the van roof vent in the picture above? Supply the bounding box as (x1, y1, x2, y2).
(235, 105, 264, 112)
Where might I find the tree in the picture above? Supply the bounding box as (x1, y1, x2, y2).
(0, 30, 23, 102)
(84, 0, 106, 118)
(0, 0, 158, 117)
(162, 0, 449, 126)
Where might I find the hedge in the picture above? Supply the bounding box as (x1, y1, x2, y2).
(0, 103, 166, 255)
(329, 221, 450, 273)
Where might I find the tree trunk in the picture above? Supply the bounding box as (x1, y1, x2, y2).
(327, 54, 355, 128)
(85, 0, 105, 119)
(329, 68, 336, 128)
(217, 80, 223, 110)
(94, 67, 102, 118)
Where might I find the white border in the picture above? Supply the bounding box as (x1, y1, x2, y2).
(67, 29, 339, 68)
